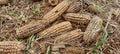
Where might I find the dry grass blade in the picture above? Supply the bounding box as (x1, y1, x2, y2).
(103, 33, 120, 54)
(54, 29, 83, 43)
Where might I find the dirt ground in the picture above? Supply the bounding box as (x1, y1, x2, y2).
(0, 0, 120, 54)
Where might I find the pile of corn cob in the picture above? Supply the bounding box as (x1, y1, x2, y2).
(0, 0, 103, 54)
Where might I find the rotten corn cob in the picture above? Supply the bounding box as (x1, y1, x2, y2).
(16, 20, 47, 38)
(54, 29, 83, 43)
(63, 13, 91, 24)
(0, 41, 25, 54)
(42, 0, 72, 24)
(38, 21, 73, 38)
(83, 16, 103, 44)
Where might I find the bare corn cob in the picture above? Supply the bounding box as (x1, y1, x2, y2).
(66, 1, 82, 13)
(63, 13, 91, 24)
(51, 17, 65, 26)
(0, 41, 25, 54)
(39, 21, 73, 38)
(54, 29, 83, 43)
(0, 0, 12, 5)
(63, 47, 85, 54)
(16, 20, 47, 38)
(83, 16, 103, 44)
(42, 0, 72, 24)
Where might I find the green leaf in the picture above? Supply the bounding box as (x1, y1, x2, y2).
(26, 35, 35, 50)
(92, 50, 101, 54)
(91, 2, 96, 7)
(15, 37, 23, 41)
(15, 37, 20, 41)
(103, 31, 108, 41)
(18, 14, 25, 21)
(45, 45, 51, 54)
(92, 22, 108, 53)
(107, 2, 113, 6)
(9, 11, 18, 17)
(35, 6, 41, 13)
(15, 24, 19, 29)
(99, 21, 104, 29)
(28, 14, 34, 19)
(92, 31, 108, 53)
(18, 14, 24, 19)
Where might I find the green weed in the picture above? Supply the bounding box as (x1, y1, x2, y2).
(18, 13, 25, 21)
(45, 45, 51, 54)
(28, 14, 34, 19)
(35, 6, 41, 13)
(26, 35, 35, 50)
(92, 22, 108, 54)
(15, 37, 23, 41)
(15, 23, 19, 29)
(9, 11, 18, 17)
(91, 2, 105, 14)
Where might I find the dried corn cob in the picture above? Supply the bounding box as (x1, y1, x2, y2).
(39, 21, 73, 38)
(42, 0, 72, 24)
(66, 1, 82, 13)
(48, 0, 60, 6)
(0, 0, 12, 5)
(63, 13, 91, 24)
(87, 4, 101, 14)
(54, 29, 83, 43)
(51, 17, 65, 26)
(0, 41, 25, 54)
(63, 47, 85, 54)
(83, 16, 103, 44)
(16, 20, 47, 38)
